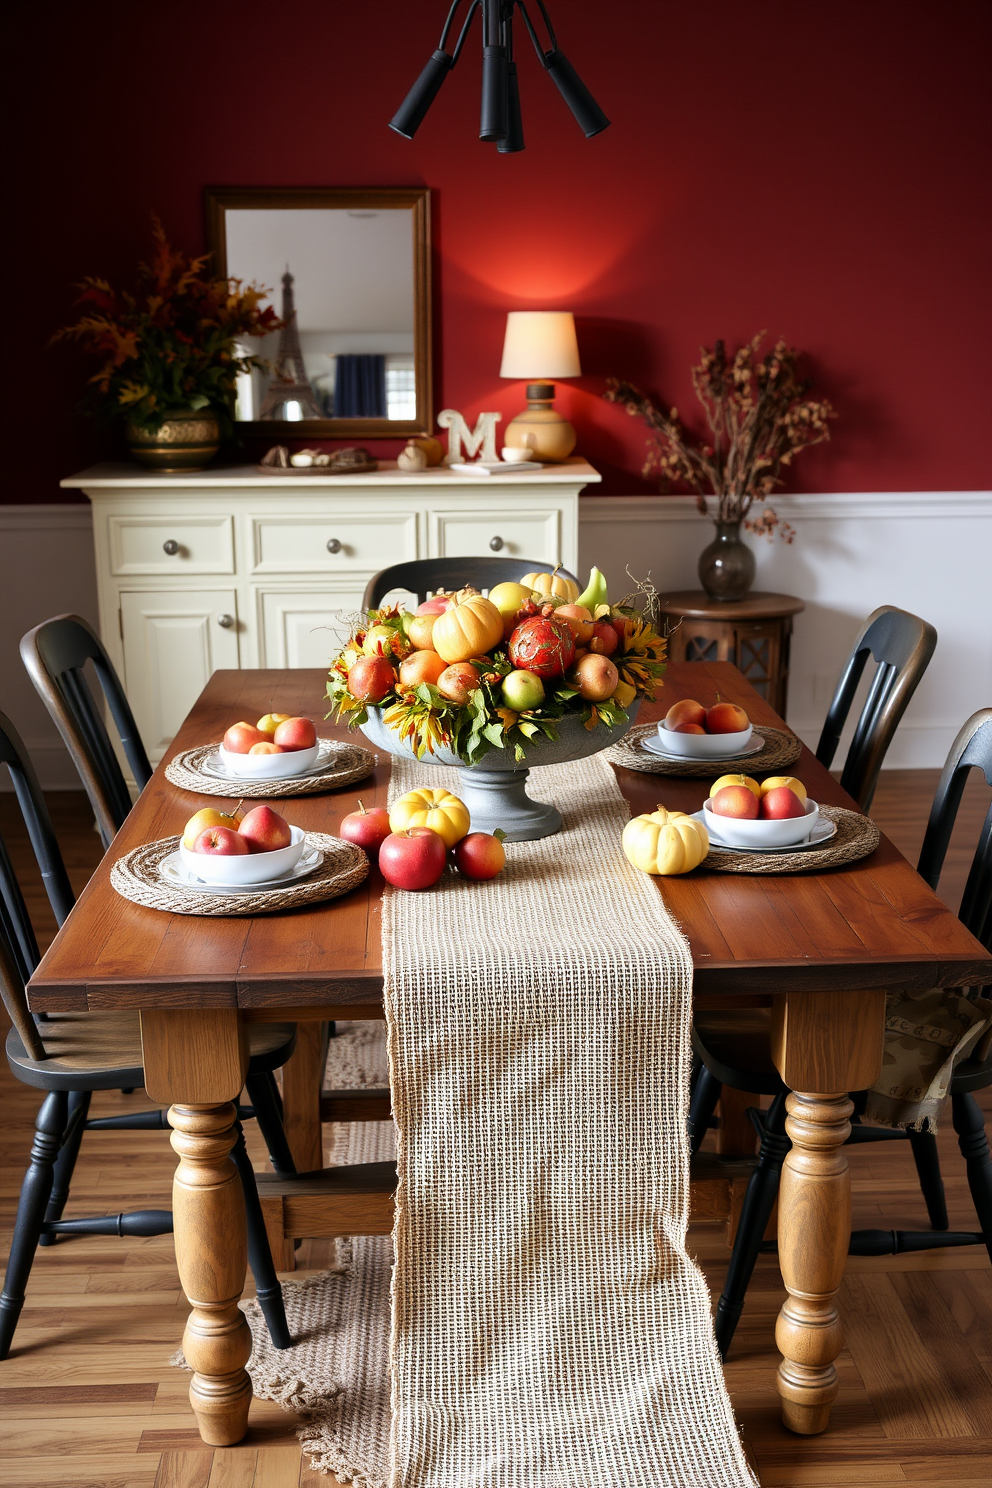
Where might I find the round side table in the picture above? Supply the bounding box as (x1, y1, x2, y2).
(657, 591, 805, 717)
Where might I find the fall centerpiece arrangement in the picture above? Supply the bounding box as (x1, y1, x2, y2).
(605, 334, 835, 600)
(326, 568, 668, 839)
(53, 217, 282, 471)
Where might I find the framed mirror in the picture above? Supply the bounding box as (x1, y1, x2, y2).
(205, 186, 432, 440)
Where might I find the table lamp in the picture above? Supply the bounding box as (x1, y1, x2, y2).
(500, 310, 581, 461)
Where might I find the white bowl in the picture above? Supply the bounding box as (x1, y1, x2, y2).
(703, 796, 820, 849)
(655, 721, 753, 758)
(218, 741, 320, 779)
(179, 825, 307, 884)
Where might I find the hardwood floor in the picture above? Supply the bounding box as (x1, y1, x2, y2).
(1, 775, 989, 1487)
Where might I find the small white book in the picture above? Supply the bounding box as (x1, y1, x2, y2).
(447, 461, 543, 475)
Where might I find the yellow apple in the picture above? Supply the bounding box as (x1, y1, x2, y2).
(709, 774, 761, 799)
(759, 775, 807, 802)
(182, 807, 240, 850)
(256, 712, 292, 738)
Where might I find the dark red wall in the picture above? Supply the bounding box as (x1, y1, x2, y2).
(8, 0, 990, 502)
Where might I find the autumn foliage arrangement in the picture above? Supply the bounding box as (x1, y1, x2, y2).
(52, 217, 281, 433)
(605, 334, 835, 541)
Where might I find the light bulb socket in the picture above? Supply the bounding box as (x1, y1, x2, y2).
(544, 48, 610, 138)
(479, 45, 508, 141)
(497, 61, 525, 153)
(389, 49, 454, 139)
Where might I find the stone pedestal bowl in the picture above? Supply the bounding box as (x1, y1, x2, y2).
(360, 702, 639, 841)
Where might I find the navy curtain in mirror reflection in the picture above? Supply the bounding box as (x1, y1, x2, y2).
(334, 355, 387, 418)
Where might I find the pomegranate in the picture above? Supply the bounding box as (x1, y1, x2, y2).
(508, 616, 576, 677)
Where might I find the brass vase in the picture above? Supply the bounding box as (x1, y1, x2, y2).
(697, 520, 756, 602)
(125, 410, 221, 472)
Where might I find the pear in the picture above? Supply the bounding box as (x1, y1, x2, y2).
(576, 566, 609, 613)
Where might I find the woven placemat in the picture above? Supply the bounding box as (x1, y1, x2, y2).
(702, 804, 880, 874)
(164, 741, 375, 799)
(110, 831, 369, 916)
(607, 722, 802, 778)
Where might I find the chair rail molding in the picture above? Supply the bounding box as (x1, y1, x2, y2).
(3, 490, 989, 785)
(580, 491, 992, 771)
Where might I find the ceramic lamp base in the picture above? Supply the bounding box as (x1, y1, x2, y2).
(503, 382, 576, 463)
(454, 766, 562, 841)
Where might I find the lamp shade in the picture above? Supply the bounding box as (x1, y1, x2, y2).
(500, 311, 581, 379)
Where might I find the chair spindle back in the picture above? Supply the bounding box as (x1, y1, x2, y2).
(917, 708, 992, 960)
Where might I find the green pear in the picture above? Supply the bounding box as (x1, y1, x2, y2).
(576, 566, 609, 612)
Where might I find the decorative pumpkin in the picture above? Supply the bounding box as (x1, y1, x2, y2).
(432, 595, 504, 663)
(389, 788, 470, 848)
(520, 569, 580, 603)
(621, 805, 709, 876)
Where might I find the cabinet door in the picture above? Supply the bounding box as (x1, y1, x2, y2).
(431, 508, 562, 564)
(120, 589, 240, 762)
(257, 586, 366, 669)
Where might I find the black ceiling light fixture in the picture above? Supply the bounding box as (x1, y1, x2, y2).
(389, 0, 609, 153)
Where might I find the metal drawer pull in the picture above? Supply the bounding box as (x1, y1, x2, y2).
(489, 536, 505, 552)
(162, 539, 179, 555)
(326, 538, 343, 554)
(217, 613, 235, 629)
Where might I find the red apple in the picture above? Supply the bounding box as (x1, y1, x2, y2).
(666, 699, 706, 730)
(248, 741, 285, 755)
(571, 652, 619, 702)
(194, 826, 249, 855)
(339, 800, 392, 859)
(709, 785, 760, 820)
(706, 701, 750, 734)
(671, 722, 706, 734)
(379, 827, 447, 890)
(453, 831, 506, 881)
(760, 786, 806, 820)
(416, 595, 454, 616)
(588, 621, 619, 656)
(223, 721, 267, 754)
(238, 805, 292, 853)
(399, 650, 448, 688)
(347, 655, 396, 704)
(272, 716, 317, 751)
(508, 616, 575, 677)
(436, 662, 481, 705)
(406, 614, 437, 650)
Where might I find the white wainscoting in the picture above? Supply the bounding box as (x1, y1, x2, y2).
(2, 495, 989, 787)
(0, 505, 100, 789)
(580, 491, 992, 768)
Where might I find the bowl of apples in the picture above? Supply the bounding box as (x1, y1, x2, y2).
(179, 805, 307, 884)
(654, 699, 754, 759)
(701, 775, 818, 849)
(218, 714, 320, 779)
(327, 568, 667, 841)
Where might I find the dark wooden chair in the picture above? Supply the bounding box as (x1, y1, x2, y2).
(815, 605, 937, 811)
(20, 613, 153, 849)
(693, 708, 992, 1357)
(363, 557, 578, 610)
(0, 710, 296, 1357)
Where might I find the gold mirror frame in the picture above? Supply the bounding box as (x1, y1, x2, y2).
(204, 185, 432, 440)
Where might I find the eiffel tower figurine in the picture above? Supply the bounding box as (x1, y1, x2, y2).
(259, 269, 323, 420)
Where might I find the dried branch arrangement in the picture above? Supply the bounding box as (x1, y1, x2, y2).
(604, 333, 835, 541)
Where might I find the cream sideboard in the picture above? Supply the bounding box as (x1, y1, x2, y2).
(61, 460, 598, 765)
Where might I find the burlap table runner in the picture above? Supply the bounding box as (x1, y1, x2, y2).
(382, 752, 756, 1487)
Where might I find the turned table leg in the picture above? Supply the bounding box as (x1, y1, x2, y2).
(770, 987, 885, 1435)
(141, 1008, 252, 1445)
(169, 1101, 253, 1444)
(775, 1090, 853, 1433)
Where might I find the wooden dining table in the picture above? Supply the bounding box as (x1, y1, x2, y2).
(26, 661, 992, 1451)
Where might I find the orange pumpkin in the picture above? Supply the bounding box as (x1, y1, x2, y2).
(432, 595, 504, 663)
